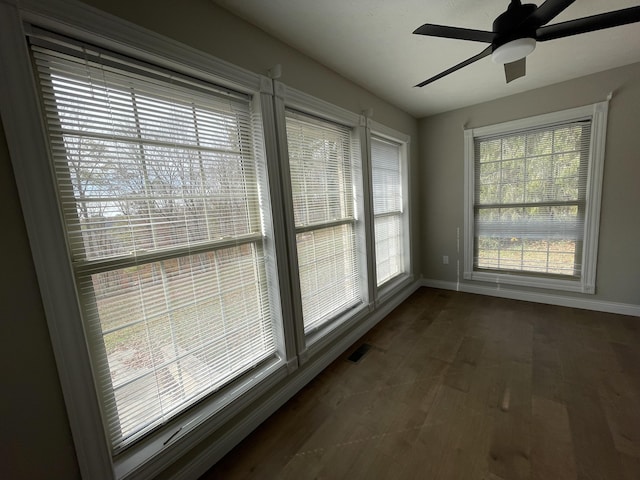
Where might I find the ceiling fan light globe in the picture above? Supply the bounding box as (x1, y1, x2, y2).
(491, 38, 536, 64)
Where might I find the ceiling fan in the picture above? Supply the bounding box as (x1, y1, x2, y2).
(413, 0, 640, 87)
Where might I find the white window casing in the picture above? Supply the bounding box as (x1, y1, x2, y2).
(463, 102, 608, 294)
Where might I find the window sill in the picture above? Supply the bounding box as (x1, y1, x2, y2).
(114, 355, 288, 479)
(464, 270, 594, 294)
(376, 273, 415, 307)
(301, 301, 370, 363)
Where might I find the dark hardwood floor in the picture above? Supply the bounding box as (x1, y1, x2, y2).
(201, 288, 640, 480)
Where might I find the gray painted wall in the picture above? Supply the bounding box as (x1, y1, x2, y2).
(419, 62, 640, 305)
(0, 1, 418, 478)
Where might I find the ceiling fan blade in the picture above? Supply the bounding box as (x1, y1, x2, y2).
(504, 58, 526, 83)
(413, 24, 495, 43)
(536, 6, 640, 42)
(415, 46, 492, 87)
(524, 0, 575, 28)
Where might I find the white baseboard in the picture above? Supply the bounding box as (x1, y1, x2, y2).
(421, 278, 640, 317)
(173, 280, 421, 480)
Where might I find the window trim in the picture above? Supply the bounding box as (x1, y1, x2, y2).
(272, 80, 370, 363)
(0, 1, 298, 478)
(368, 120, 413, 302)
(463, 102, 608, 294)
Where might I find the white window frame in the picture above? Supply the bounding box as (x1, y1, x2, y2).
(272, 80, 370, 362)
(0, 1, 298, 479)
(368, 120, 412, 301)
(463, 102, 608, 294)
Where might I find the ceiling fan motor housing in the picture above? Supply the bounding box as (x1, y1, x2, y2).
(493, 1, 537, 48)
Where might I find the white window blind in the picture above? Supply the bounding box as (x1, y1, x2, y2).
(30, 38, 278, 451)
(285, 110, 361, 332)
(371, 136, 404, 285)
(473, 120, 591, 277)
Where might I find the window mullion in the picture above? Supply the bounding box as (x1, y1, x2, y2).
(74, 233, 263, 276)
(294, 217, 354, 234)
(374, 210, 403, 219)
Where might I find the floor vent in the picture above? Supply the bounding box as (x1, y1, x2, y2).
(347, 343, 372, 363)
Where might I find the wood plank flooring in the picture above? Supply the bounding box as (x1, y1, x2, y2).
(201, 288, 640, 480)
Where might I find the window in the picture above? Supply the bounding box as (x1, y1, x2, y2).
(464, 103, 608, 293)
(29, 34, 282, 452)
(285, 110, 363, 333)
(371, 135, 405, 286)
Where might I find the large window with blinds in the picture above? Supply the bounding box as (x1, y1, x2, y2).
(1, 2, 415, 476)
(371, 135, 406, 286)
(464, 103, 607, 293)
(285, 110, 362, 333)
(30, 36, 281, 451)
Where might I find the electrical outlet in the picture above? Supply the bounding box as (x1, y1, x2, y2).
(442, 255, 449, 265)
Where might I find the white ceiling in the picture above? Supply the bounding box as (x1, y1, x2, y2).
(212, 0, 640, 118)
